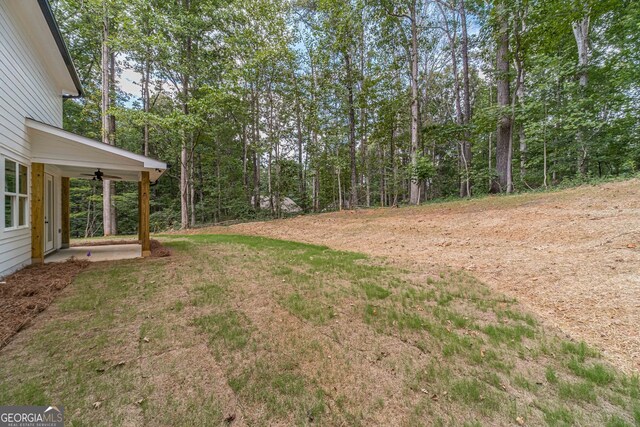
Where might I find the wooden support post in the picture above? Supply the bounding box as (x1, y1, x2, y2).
(139, 171, 151, 257)
(61, 177, 70, 249)
(138, 181, 143, 242)
(31, 163, 45, 263)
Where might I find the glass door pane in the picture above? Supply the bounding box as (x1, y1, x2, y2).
(47, 179, 53, 242)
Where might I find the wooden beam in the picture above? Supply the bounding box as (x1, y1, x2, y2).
(138, 181, 142, 242)
(31, 163, 45, 263)
(139, 171, 151, 257)
(61, 177, 70, 249)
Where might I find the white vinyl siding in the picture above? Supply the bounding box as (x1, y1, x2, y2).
(0, 2, 63, 277)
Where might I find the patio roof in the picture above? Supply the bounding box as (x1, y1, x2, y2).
(26, 118, 166, 182)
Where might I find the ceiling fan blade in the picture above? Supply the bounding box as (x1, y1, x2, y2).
(102, 175, 122, 180)
(80, 173, 95, 177)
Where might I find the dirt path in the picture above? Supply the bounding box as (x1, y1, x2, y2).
(210, 180, 640, 373)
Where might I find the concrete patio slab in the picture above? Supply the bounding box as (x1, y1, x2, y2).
(44, 244, 142, 263)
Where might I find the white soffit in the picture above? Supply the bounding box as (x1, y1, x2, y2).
(26, 118, 166, 182)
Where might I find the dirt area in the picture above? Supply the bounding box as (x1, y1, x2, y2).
(211, 180, 640, 374)
(0, 260, 89, 348)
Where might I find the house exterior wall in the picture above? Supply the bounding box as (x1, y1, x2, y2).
(0, 2, 64, 277)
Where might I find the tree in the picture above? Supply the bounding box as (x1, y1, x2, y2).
(491, 0, 513, 193)
(52, 0, 640, 232)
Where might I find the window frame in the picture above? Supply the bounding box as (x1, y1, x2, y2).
(3, 157, 29, 232)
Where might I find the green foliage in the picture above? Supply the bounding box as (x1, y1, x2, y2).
(53, 0, 639, 230)
(411, 155, 436, 183)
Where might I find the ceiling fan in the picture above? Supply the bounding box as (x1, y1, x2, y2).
(81, 169, 122, 181)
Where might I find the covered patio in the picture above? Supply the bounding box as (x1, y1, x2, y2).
(26, 118, 166, 263)
(44, 243, 142, 263)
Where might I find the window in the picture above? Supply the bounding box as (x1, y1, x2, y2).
(4, 159, 28, 229)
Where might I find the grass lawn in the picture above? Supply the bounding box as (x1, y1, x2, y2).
(0, 234, 638, 426)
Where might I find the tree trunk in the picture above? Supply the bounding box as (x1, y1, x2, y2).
(216, 143, 221, 222)
(309, 50, 320, 213)
(101, 1, 114, 236)
(180, 138, 189, 228)
(337, 168, 342, 211)
(109, 50, 117, 235)
(379, 140, 385, 207)
(573, 15, 590, 175)
(242, 122, 248, 199)
(543, 102, 548, 188)
(518, 78, 525, 180)
(252, 86, 261, 211)
(391, 114, 398, 206)
(242, 86, 248, 201)
(360, 104, 370, 208)
(515, 12, 527, 181)
(359, 23, 370, 208)
(267, 150, 273, 215)
(253, 150, 260, 211)
(189, 142, 196, 227)
(197, 151, 204, 223)
(313, 170, 319, 212)
(295, 80, 305, 210)
(179, 0, 191, 229)
(459, 0, 472, 197)
(142, 56, 150, 157)
(491, 3, 512, 193)
(409, 2, 420, 205)
(344, 51, 358, 208)
(438, 2, 465, 199)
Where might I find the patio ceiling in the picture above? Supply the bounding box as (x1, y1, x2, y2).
(26, 118, 166, 182)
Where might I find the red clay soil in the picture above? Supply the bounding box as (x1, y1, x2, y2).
(207, 179, 640, 374)
(0, 260, 89, 348)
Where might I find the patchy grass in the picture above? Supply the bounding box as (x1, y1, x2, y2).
(542, 406, 575, 426)
(450, 378, 500, 414)
(0, 234, 638, 426)
(228, 359, 326, 423)
(558, 381, 597, 403)
(361, 283, 391, 300)
(546, 366, 559, 384)
(568, 359, 616, 385)
(193, 311, 252, 351)
(280, 292, 335, 324)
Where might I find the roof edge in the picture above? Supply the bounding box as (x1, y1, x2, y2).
(25, 118, 167, 171)
(36, 0, 83, 98)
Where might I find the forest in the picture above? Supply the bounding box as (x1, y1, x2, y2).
(51, 0, 640, 236)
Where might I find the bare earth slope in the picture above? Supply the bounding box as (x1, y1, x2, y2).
(211, 180, 640, 373)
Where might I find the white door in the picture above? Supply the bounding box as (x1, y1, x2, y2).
(44, 174, 55, 253)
